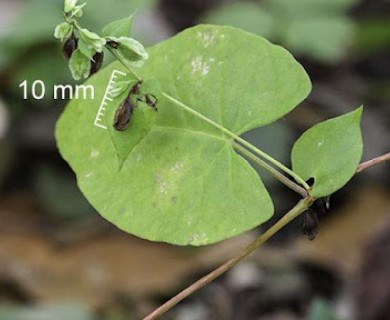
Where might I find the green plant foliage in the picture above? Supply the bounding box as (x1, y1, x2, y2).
(102, 15, 134, 38)
(201, 3, 273, 38)
(65, 0, 79, 14)
(283, 17, 355, 62)
(34, 166, 94, 220)
(266, 0, 359, 63)
(56, 25, 312, 245)
(268, 0, 357, 17)
(54, 22, 73, 42)
(54, 0, 149, 81)
(108, 36, 149, 67)
(0, 304, 93, 320)
(306, 299, 342, 320)
(292, 107, 363, 198)
(106, 77, 161, 166)
(78, 28, 106, 55)
(202, 0, 358, 63)
(106, 94, 158, 167)
(355, 20, 390, 54)
(69, 49, 91, 80)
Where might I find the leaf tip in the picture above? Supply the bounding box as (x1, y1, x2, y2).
(353, 105, 364, 119)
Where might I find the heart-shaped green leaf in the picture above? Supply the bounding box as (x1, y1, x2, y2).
(56, 25, 311, 245)
(291, 107, 363, 198)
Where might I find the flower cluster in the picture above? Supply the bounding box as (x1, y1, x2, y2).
(54, 0, 148, 80)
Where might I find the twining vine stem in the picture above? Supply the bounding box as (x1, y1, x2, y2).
(142, 153, 390, 320)
(142, 198, 314, 320)
(109, 54, 390, 319)
(61, 12, 390, 320)
(357, 152, 390, 173)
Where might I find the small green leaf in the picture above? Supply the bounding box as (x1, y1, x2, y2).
(77, 38, 95, 59)
(73, 3, 87, 18)
(64, 0, 78, 13)
(105, 92, 158, 167)
(292, 107, 363, 198)
(105, 77, 162, 166)
(68, 49, 91, 80)
(102, 15, 135, 38)
(78, 28, 106, 53)
(108, 36, 149, 65)
(54, 22, 73, 42)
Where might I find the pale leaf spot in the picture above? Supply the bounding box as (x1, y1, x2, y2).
(170, 161, 185, 173)
(90, 149, 100, 158)
(156, 173, 170, 195)
(191, 56, 212, 76)
(189, 232, 209, 245)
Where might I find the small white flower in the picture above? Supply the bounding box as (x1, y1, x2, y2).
(64, 0, 78, 13)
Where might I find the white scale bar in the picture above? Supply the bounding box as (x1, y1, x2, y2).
(94, 69, 127, 130)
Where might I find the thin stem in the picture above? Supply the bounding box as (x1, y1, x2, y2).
(142, 198, 313, 320)
(357, 152, 390, 173)
(106, 47, 142, 80)
(163, 93, 311, 191)
(233, 142, 307, 198)
(142, 152, 390, 320)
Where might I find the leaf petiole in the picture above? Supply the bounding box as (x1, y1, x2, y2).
(233, 142, 307, 197)
(163, 93, 311, 191)
(110, 54, 311, 193)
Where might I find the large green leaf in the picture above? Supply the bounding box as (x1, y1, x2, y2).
(56, 25, 311, 245)
(291, 107, 363, 198)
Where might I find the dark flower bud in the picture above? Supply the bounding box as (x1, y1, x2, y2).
(145, 94, 158, 110)
(114, 97, 135, 131)
(107, 40, 119, 49)
(130, 80, 143, 95)
(302, 210, 319, 241)
(63, 33, 78, 60)
(90, 51, 104, 76)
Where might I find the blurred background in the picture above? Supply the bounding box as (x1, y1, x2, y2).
(0, 0, 389, 319)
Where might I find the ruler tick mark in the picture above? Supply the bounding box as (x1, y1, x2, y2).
(94, 69, 126, 130)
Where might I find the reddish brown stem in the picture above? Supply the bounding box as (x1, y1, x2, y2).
(143, 152, 390, 320)
(357, 152, 390, 173)
(142, 198, 313, 320)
